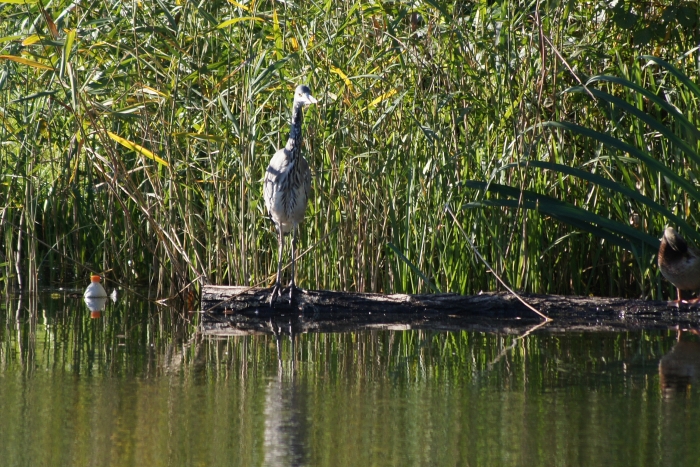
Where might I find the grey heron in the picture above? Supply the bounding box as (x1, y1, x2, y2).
(263, 85, 318, 306)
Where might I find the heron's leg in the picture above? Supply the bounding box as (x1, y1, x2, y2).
(270, 225, 285, 306)
(289, 226, 297, 302)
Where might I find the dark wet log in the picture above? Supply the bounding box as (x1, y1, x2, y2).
(200, 285, 700, 336)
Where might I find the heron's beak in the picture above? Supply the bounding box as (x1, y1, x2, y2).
(305, 94, 318, 105)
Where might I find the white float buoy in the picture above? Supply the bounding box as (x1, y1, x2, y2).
(84, 297, 108, 318)
(84, 275, 108, 298)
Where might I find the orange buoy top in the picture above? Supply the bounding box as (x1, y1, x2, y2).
(91, 275, 102, 283)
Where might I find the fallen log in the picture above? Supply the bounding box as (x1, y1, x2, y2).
(200, 285, 700, 336)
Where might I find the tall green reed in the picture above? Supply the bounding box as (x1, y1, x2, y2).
(0, 0, 697, 298)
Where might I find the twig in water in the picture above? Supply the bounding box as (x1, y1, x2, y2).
(488, 320, 550, 368)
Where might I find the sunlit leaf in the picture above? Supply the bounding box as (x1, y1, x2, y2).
(367, 88, 397, 109)
(138, 86, 169, 98)
(62, 29, 76, 76)
(226, 0, 249, 10)
(107, 131, 170, 167)
(21, 35, 41, 46)
(330, 65, 353, 91)
(217, 16, 264, 29)
(0, 35, 23, 44)
(172, 132, 224, 142)
(0, 54, 53, 70)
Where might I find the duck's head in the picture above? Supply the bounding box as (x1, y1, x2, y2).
(662, 226, 688, 253)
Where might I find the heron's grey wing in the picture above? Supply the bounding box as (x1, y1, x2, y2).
(264, 148, 287, 213)
(263, 166, 274, 213)
(299, 156, 312, 202)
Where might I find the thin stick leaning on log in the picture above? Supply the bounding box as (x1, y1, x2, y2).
(445, 204, 551, 322)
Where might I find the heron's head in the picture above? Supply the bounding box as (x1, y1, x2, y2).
(294, 85, 318, 106)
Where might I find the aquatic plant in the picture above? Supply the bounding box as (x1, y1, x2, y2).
(467, 55, 700, 299)
(0, 0, 697, 298)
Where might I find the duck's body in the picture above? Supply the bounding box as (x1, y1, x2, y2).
(659, 337, 700, 395)
(264, 85, 317, 306)
(658, 227, 700, 302)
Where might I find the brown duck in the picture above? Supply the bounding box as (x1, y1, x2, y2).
(658, 227, 700, 303)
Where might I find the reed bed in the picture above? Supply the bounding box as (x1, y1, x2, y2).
(0, 0, 698, 299)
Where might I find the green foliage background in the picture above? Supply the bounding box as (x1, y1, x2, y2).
(1, 0, 699, 299)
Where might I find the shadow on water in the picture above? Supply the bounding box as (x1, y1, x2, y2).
(1, 291, 700, 467)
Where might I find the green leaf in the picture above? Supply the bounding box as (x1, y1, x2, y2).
(586, 74, 700, 141)
(217, 16, 265, 29)
(387, 242, 441, 293)
(251, 54, 295, 94)
(465, 181, 661, 249)
(508, 160, 700, 245)
(566, 86, 700, 166)
(465, 199, 636, 251)
(10, 90, 57, 103)
(642, 55, 700, 101)
(543, 121, 700, 203)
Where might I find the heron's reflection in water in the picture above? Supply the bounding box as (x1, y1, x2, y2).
(263, 320, 308, 467)
(659, 329, 700, 397)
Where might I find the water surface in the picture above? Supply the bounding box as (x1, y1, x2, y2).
(0, 292, 698, 466)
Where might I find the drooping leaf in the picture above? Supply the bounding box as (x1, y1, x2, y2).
(506, 160, 700, 244)
(465, 180, 661, 249)
(542, 121, 700, 203)
(107, 131, 170, 167)
(642, 55, 700, 101)
(387, 242, 442, 293)
(217, 16, 265, 29)
(0, 54, 53, 70)
(465, 199, 636, 251)
(566, 86, 700, 166)
(586, 75, 700, 141)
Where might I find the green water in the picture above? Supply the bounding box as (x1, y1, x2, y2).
(0, 292, 699, 467)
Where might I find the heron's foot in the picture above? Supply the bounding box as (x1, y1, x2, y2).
(269, 282, 282, 307)
(286, 282, 307, 303)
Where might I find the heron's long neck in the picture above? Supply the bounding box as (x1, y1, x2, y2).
(284, 101, 304, 161)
